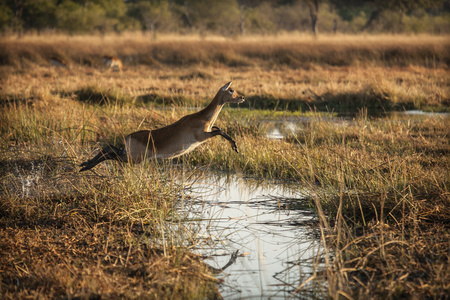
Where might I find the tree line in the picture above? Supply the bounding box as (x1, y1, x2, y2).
(1, 0, 449, 37)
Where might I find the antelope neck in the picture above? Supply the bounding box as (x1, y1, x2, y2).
(199, 94, 224, 126)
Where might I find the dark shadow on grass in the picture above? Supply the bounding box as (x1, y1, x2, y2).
(57, 86, 130, 106)
(135, 93, 202, 107)
(238, 90, 415, 115)
(0, 94, 36, 107)
(179, 70, 213, 81)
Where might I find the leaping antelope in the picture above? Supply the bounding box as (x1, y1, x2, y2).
(79, 81, 244, 172)
(102, 55, 123, 72)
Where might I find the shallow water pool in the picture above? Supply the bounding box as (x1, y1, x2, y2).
(180, 174, 322, 299)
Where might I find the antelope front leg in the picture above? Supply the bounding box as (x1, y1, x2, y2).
(211, 126, 239, 153)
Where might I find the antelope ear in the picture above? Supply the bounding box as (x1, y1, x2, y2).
(221, 81, 232, 91)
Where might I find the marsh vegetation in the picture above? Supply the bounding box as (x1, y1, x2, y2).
(1, 34, 449, 299)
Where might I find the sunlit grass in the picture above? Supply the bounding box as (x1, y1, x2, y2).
(0, 147, 219, 299)
(0, 95, 220, 298)
(185, 110, 449, 298)
(1, 33, 449, 113)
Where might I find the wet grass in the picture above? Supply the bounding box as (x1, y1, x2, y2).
(0, 151, 220, 299)
(0, 96, 220, 298)
(1, 33, 449, 299)
(186, 111, 449, 298)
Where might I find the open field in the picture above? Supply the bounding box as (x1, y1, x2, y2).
(1, 34, 449, 299)
(1, 33, 449, 112)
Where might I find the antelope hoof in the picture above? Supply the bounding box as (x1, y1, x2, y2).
(232, 143, 239, 153)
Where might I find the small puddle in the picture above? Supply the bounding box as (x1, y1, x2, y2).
(180, 174, 322, 299)
(264, 110, 450, 140)
(266, 121, 299, 140)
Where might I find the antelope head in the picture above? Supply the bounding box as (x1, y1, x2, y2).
(217, 81, 245, 104)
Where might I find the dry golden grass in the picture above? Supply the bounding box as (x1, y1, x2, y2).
(0, 132, 220, 298)
(1, 33, 449, 299)
(1, 33, 448, 113)
(2, 32, 448, 68)
(0, 89, 221, 297)
(1, 228, 219, 299)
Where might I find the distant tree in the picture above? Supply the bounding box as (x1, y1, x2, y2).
(3, 0, 56, 35)
(6, 0, 25, 36)
(130, 0, 170, 39)
(179, 0, 240, 35)
(0, 0, 447, 35)
(369, 0, 445, 28)
(55, 1, 82, 33)
(56, 1, 106, 33)
(307, 0, 319, 35)
(95, 0, 129, 33)
(297, 0, 321, 35)
(331, 0, 446, 32)
(238, 0, 246, 35)
(20, 0, 57, 33)
(237, 0, 262, 35)
(0, 1, 14, 31)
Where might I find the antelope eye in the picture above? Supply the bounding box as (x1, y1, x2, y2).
(228, 88, 234, 94)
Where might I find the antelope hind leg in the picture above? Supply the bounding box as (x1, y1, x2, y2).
(79, 145, 123, 172)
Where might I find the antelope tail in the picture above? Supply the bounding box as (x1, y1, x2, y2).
(79, 145, 123, 172)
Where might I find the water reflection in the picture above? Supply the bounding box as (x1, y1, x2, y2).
(181, 174, 322, 299)
(264, 110, 449, 140)
(266, 121, 298, 140)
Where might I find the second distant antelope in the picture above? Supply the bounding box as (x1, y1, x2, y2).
(80, 81, 244, 172)
(50, 57, 69, 69)
(102, 55, 123, 72)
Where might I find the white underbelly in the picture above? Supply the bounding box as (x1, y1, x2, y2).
(166, 141, 203, 158)
(124, 133, 205, 162)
